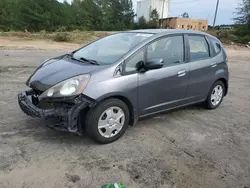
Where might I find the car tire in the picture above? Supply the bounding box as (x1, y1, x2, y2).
(85, 98, 130, 144)
(205, 80, 225, 109)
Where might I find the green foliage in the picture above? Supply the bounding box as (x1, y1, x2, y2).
(56, 26, 68, 32)
(148, 8, 159, 28)
(0, 0, 18, 31)
(137, 16, 148, 29)
(150, 8, 159, 21)
(234, 24, 250, 36)
(234, 0, 250, 40)
(181, 12, 189, 18)
(216, 30, 229, 39)
(135, 8, 160, 29)
(206, 30, 237, 44)
(237, 35, 250, 44)
(53, 32, 70, 42)
(227, 33, 239, 42)
(0, 0, 135, 31)
(207, 0, 250, 44)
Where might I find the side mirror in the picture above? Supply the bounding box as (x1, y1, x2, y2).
(144, 58, 164, 70)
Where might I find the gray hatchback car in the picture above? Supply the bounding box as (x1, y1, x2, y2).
(18, 29, 229, 143)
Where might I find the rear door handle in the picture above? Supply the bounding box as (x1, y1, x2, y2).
(178, 70, 186, 77)
(211, 62, 217, 68)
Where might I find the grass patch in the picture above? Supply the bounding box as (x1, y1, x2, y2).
(3, 30, 247, 45)
(236, 35, 250, 44)
(0, 31, 111, 44)
(207, 30, 236, 44)
(53, 32, 70, 42)
(207, 30, 250, 44)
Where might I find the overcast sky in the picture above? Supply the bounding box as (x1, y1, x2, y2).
(58, 0, 241, 25)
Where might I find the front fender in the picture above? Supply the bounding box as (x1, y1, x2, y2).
(83, 73, 139, 125)
(95, 92, 139, 126)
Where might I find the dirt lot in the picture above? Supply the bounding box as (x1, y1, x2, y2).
(0, 40, 250, 188)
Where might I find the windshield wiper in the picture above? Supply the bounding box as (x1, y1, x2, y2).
(79, 57, 99, 65)
(66, 54, 99, 65)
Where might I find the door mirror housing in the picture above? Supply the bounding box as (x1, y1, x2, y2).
(144, 58, 164, 70)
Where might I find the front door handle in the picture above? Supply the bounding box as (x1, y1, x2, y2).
(211, 62, 217, 68)
(178, 70, 186, 77)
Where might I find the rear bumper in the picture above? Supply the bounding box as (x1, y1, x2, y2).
(18, 91, 94, 134)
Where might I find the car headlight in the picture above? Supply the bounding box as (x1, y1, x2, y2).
(39, 74, 90, 99)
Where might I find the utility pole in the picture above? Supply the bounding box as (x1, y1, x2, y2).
(213, 0, 220, 28)
(161, 0, 166, 28)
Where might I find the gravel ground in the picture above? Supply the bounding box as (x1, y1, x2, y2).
(0, 48, 250, 188)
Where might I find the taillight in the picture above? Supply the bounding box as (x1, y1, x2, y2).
(225, 58, 228, 64)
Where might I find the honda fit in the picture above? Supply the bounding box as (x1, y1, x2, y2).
(18, 29, 229, 143)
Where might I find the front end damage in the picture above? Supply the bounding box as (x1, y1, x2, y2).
(18, 89, 95, 134)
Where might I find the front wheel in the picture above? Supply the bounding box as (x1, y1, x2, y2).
(85, 98, 130, 144)
(205, 81, 225, 109)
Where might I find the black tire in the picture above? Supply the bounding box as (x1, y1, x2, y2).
(205, 80, 225, 109)
(85, 98, 130, 144)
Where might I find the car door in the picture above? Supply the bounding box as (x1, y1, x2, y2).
(185, 34, 215, 101)
(138, 34, 190, 116)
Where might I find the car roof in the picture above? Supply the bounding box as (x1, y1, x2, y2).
(126, 29, 211, 37)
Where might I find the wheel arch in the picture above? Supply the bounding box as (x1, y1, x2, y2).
(217, 78, 228, 96)
(95, 94, 138, 126)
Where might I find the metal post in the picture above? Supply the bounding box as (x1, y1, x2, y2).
(161, 0, 166, 28)
(162, 0, 165, 19)
(213, 0, 220, 28)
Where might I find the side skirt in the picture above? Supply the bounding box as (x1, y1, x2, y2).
(139, 99, 205, 118)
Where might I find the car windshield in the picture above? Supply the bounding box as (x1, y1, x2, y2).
(72, 32, 153, 65)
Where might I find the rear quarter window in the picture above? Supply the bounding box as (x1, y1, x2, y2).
(188, 35, 210, 61)
(210, 37, 222, 55)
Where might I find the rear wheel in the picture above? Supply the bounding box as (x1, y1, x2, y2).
(85, 98, 130, 144)
(206, 81, 225, 109)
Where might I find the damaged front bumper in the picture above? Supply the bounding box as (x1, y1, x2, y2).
(18, 90, 95, 134)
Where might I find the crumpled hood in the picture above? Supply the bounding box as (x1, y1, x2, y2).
(26, 56, 104, 92)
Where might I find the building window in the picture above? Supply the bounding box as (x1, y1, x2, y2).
(202, 26, 206, 30)
(182, 25, 185, 29)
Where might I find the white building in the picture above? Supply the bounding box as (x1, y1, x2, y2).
(136, 0, 170, 21)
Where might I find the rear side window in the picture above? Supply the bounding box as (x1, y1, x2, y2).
(188, 35, 210, 61)
(210, 37, 222, 55)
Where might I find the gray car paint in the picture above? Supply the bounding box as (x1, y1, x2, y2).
(27, 55, 107, 91)
(83, 29, 228, 124)
(28, 29, 229, 125)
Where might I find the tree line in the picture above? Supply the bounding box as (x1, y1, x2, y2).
(0, 0, 134, 31)
(0, 0, 249, 42)
(234, 0, 250, 39)
(0, 0, 160, 32)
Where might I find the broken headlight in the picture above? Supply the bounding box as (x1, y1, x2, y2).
(39, 74, 90, 99)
